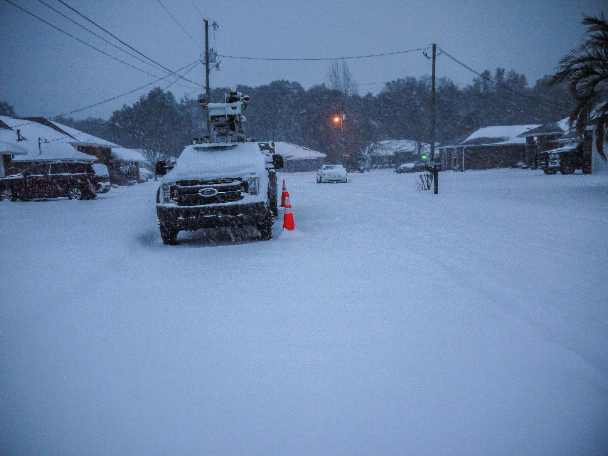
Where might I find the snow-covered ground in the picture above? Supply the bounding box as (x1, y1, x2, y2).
(1, 169, 607, 456)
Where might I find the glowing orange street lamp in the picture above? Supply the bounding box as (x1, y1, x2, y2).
(332, 114, 347, 160)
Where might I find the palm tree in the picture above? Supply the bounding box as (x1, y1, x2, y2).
(553, 13, 608, 159)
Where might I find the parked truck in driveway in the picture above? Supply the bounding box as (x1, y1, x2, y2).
(538, 141, 591, 175)
(155, 89, 283, 244)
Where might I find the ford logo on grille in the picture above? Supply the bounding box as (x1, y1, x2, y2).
(198, 188, 218, 197)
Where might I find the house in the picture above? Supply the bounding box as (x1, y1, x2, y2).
(272, 142, 326, 172)
(0, 116, 148, 184)
(365, 140, 431, 168)
(439, 124, 540, 171)
(0, 116, 98, 174)
(47, 120, 146, 184)
(110, 147, 147, 183)
(515, 118, 589, 169)
(0, 140, 27, 177)
(45, 119, 118, 163)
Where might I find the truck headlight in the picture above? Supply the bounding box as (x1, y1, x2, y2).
(161, 182, 175, 203)
(245, 175, 259, 195)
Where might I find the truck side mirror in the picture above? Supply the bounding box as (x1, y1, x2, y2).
(272, 154, 284, 170)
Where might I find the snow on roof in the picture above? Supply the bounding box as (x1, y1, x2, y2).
(49, 120, 119, 148)
(367, 139, 429, 156)
(12, 141, 97, 162)
(546, 142, 580, 154)
(272, 142, 326, 160)
(518, 118, 574, 138)
(0, 139, 27, 155)
(462, 125, 540, 146)
(0, 118, 97, 162)
(1, 116, 71, 142)
(111, 147, 146, 163)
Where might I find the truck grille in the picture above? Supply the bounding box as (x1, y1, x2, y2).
(173, 178, 245, 206)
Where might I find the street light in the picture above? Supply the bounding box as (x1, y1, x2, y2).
(331, 114, 348, 160)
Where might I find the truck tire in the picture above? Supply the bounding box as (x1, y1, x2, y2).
(0, 186, 15, 201)
(269, 191, 278, 217)
(583, 159, 592, 175)
(258, 212, 273, 240)
(560, 162, 575, 175)
(544, 169, 558, 175)
(160, 224, 179, 245)
(67, 185, 85, 200)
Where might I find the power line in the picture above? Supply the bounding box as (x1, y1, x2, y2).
(163, 60, 200, 91)
(154, 0, 203, 50)
(188, 0, 205, 21)
(53, 0, 204, 88)
(53, 60, 202, 119)
(53, 60, 202, 118)
(34, 0, 180, 80)
(218, 47, 428, 61)
(438, 47, 570, 109)
(10, 60, 201, 128)
(4, 0, 180, 82)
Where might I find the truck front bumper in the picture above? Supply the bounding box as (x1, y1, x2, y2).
(157, 201, 269, 231)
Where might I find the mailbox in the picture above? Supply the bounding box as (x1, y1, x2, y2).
(425, 162, 442, 173)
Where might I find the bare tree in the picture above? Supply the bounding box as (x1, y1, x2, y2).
(327, 60, 358, 96)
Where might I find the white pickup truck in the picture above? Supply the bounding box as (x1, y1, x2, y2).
(156, 90, 283, 244)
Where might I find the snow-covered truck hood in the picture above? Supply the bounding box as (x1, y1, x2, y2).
(163, 143, 267, 181)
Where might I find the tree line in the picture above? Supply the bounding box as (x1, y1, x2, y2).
(3, 68, 573, 166)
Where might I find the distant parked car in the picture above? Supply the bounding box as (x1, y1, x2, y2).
(0, 161, 104, 201)
(317, 164, 348, 183)
(395, 161, 427, 173)
(138, 167, 153, 183)
(92, 164, 111, 193)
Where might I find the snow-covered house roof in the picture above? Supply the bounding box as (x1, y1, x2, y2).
(366, 139, 430, 156)
(517, 118, 574, 138)
(111, 148, 146, 163)
(0, 116, 97, 162)
(0, 139, 27, 156)
(272, 142, 326, 160)
(49, 120, 119, 148)
(460, 125, 540, 147)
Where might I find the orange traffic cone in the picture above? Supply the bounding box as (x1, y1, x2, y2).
(283, 191, 295, 230)
(280, 180, 287, 207)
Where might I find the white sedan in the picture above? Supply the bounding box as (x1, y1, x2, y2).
(316, 164, 347, 183)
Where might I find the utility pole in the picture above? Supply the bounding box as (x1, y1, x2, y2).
(430, 43, 436, 162)
(204, 19, 211, 139)
(430, 43, 438, 194)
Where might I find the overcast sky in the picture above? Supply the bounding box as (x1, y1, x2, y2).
(0, 0, 605, 120)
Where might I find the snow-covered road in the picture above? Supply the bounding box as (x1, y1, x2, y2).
(1, 169, 607, 455)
